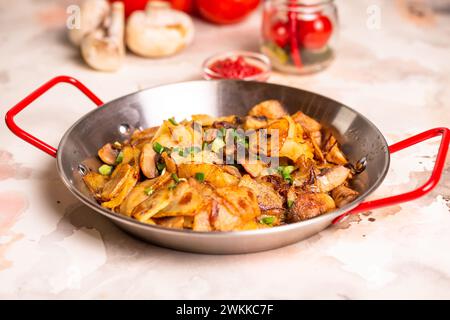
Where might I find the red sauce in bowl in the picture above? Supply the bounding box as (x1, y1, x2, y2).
(209, 57, 263, 79)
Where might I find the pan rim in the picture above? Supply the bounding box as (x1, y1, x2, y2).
(56, 79, 390, 236)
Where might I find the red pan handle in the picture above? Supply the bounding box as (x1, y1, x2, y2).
(333, 127, 450, 224)
(5, 76, 104, 158)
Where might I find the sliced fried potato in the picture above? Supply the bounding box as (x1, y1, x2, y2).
(98, 143, 118, 165)
(119, 179, 158, 216)
(131, 126, 159, 146)
(161, 151, 177, 173)
(155, 216, 185, 229)
(323, 133, 347, 165)
(102, 167, 139, 209)
(153, 181, 203, 218)
(210, 202, 242, 231)
(178, 163, 239, 187)
(238, 175, 283, 211)
(132, 185, 173, 222)
(291, 111, 322, 132)
(83, 172, 108, 198)
(244, 115, 268, 130)
(248, 100, 287, 119)
(241, 160, 267, 178)
(215, 186, 260, 222)
(193, 202, 213, 232)
(287, 192, 336, 222)
(101, 163, 133, 201)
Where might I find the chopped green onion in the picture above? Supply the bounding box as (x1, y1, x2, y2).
(115, 151, 124, 164)
(157, 162, 166, 171)
(113, 141, 122, 149)
(260, 216, 275, 225)
(278, 165, 295, 183)
(195, 172, 205, 182)
(98, 164, 113, 176)
(287, 199, 294, 208)
(168, 183, 177, 190)
(144, 187, 154, 196)
(153, 142, 165, 154)
(219, 127, 226, 137)
(171, 173, 180, 183)
(168, 117, 178, 125)
(211, 137, 226, 153)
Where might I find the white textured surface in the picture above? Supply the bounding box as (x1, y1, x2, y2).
(0, 0, 449, 299)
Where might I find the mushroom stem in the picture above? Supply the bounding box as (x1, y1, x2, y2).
(80, 1, 125, 72)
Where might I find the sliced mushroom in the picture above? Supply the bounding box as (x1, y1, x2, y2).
(126, 1, 194, 58)
(287, 193, 336, 222)
(331, 185, 359, 208)
(161, 151, 177, 173)
(248, 100, 287, 119)
(98, 143, 119, 165)
(68, 0, 110, 46)
(80, 1, 125, 71)
(316, 166, 350, 193)
(140, 143, 158, 178)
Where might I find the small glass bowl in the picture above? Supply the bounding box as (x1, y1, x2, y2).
(202, 51, 271, 82)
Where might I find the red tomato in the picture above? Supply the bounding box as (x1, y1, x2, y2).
(197, 0, 260, 25)
(297, 14, 333, 50)
(111, 0, 196, 18)
(270, 21, 290, 48)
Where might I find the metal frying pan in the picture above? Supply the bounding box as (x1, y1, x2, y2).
(6, 76, 449, 254)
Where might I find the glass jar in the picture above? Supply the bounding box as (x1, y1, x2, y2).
(261, 0, 338, 74)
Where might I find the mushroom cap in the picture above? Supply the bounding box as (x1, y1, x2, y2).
(126, 6, 194, 58)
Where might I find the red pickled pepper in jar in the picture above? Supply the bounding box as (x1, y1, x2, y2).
(209, 56, 263, 79)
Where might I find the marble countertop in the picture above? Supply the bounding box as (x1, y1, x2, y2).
(0, 0, 449, 299)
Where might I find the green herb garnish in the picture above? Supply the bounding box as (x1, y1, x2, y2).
(211, 137, 225, 153)
(115, 151, 124, 164)
(260, 216, 275, 225)
(168, 117, 178, 125)
(157, 162, 166, 171)
(153, 142, 165, 154)
(287, 199, 294, 208)
(171, 173, 180, 183)
(195, 172, 205, 182)
(98, 164, 113, 176)
(278, 165, 295, 183)
(168, 183, 177, 190)
(144, 187, 154, 196)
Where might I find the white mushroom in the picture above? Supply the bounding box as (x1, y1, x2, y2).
(80, 2, 125, 71)
(126, 1, 194, 58)
(68, 0, 110, 46)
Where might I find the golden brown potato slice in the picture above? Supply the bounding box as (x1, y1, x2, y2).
(241, 160, 267, 178)
(331, 185, 359, 208)
(193, 203, 213, 232)
(210, 202, 242, 231)
(101, 163, 133, 201)
(248, 100, 287, 119)
(323, 133, 347, 165)
(131, 126, 159, 146)
(140, 142, 158, 178)
(155, 216, 185, 229)
(132, 185, 173, 222)
(119, 179, 159, 216)
(98, 143, 119, 165)
(102, 167, 139, 209)
(83, 172, 109, 199)
(120, 145, 137, 165)
(178, 163, 239, 188)
(238, 175, 284, 211)
(291, 111, 322, 132)
(287, 193, 336, 222)
(215, 186, 260, 222)
(244, 116, 268, 130)
(191, 114, 215, 126)
(153, 181, 204, 218)
(316, 166, 350, 193)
